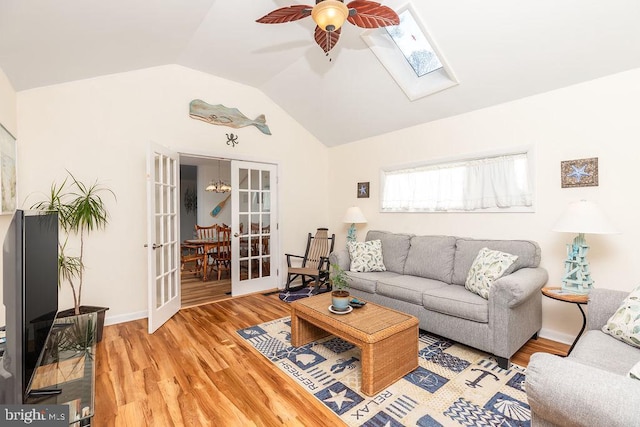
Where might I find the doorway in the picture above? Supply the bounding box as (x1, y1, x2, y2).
(179, 155, 232, 308)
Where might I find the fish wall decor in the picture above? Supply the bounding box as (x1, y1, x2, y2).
(189, 99, 271, 135)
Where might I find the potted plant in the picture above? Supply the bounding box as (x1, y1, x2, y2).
(330, 263, 351, 312)
(31, 171, 115, 341)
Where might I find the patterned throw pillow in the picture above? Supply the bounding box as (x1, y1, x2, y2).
(602, 285, 640, 348)
(348, 240, 386, 273)
(465, 247, 518, 299)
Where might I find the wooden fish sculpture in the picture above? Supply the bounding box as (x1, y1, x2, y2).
(189, 99, 271, 135)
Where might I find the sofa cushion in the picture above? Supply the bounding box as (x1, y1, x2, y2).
(376, 275, 448, 305)
(452, 238, 541, 285)
(464, 247, 518, 299)
(366, 230, 412, 274)
(570, 330, 640, 375)
(403, 235, 457, 283)
(602, 284, 640, 348)
(422, 285, 489, 323)
(345, 271, 400, 293)
(347, 240, 386, 272)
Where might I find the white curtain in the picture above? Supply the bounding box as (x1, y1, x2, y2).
(382, 153, 532, 211)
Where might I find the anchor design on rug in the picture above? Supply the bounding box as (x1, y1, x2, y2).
(330, 357, 358, 374)
(465, 368, 499, 388)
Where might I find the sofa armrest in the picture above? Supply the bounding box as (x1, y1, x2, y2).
(587, 288, 628, 331)
(490, 267, 548, 308)
(526, 353, 640, 427)
(328, 249, 350, 271)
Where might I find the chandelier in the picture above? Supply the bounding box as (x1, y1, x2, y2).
(205, 160, 231, 193)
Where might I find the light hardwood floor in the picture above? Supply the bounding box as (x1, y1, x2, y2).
(95, 293, 569, 426)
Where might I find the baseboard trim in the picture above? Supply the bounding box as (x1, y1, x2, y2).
(104, 310, 147, 326)
(538, 327, 575, 346)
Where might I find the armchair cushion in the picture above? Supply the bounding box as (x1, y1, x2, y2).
(602, 284, 640, 348)
(464, 247, 518, 299)
(348, 240, 386, 272)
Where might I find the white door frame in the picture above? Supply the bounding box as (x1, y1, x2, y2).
(177, 149, 281, 295)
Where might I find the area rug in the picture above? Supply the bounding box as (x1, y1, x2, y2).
(237, 317, 530, 427)
(278, 285, 330, 303)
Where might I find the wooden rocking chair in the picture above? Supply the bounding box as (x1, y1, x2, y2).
(285, 228, 335, 292)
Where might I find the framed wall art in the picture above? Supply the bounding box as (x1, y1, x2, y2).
(561, 157, 598, 188)
(0, 123, 16, 214)
(357, 182, 370, 198)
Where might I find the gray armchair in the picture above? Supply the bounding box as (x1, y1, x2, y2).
(525, 288, 640, 426)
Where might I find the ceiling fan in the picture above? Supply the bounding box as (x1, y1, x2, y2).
(256, 0, 399, 54)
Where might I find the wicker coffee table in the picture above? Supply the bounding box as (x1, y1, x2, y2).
(291, 293, 419, 396)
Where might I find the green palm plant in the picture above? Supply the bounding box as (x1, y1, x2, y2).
(31, 171, 115, 315)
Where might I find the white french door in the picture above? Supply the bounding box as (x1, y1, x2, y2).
(231, 160, 278, 295)
(146, 143, 181, 333)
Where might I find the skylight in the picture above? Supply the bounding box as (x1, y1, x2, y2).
(385, 10, 443, 78)
(361, 3, 458, 101)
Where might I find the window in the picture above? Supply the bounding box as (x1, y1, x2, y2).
(381, 151, 534, 212)
(361, 2, 458, 101)
(386, 10, 443, 78)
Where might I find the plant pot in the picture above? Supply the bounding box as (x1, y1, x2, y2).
(57, 305, 109, 342)
(331, 290, 350, 312)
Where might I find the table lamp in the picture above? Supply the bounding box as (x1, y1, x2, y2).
(552, 200, 618, 294)
(343, 207, 367, 244)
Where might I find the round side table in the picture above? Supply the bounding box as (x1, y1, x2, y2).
(541, 286, 589, 355)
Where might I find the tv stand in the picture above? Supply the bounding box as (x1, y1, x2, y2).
(25, 312, 97, 425)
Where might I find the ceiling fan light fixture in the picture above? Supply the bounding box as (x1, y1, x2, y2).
(312, 0, 349, 32)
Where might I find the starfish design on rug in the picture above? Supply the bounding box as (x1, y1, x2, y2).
(567, 165, 590, 181)
(324, 389, 354, 410)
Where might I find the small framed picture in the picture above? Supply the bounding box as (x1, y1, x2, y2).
(357, 182, 369, 198)
(561, 157, 598, 188)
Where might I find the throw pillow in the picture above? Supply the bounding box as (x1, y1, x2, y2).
(629, 360, 640, 380)
(348, 240, 386, 273)
(465, 247, 518, 299)
(602, 284, 640, 348)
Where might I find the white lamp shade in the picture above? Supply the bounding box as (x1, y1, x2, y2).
(552, 200, 618, 234)
(343, 207, 367, 224)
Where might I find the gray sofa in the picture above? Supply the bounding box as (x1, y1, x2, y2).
(526, 288, 640, 426)
(329, 230, 549, 369)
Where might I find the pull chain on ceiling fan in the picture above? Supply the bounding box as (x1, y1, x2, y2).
(256, 0, 399, 54)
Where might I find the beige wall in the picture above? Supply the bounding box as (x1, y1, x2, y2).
(0, 66, 17, 325)
(15, 65, 329, 324)
(328, 67, 640, 344)
(6, 62, 640, 341)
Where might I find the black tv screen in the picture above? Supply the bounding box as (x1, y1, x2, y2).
(1, 210, 58, 403)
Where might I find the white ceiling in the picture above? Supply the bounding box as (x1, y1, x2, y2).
(1, 0, 639, 146)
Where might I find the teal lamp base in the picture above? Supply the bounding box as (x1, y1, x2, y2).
(560, 233, 594, 295)
(346, 223, 357, 244)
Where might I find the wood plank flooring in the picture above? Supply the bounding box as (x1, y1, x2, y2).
(94, 293, 570, 426)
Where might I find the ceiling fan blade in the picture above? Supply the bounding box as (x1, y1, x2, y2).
(314, 26, 341, 53)
(256, 5, 313, 24)
(346, 1, 399, 28)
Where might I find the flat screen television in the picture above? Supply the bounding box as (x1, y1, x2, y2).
(1, 210, 59, 403)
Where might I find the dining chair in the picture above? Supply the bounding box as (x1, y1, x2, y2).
(195, 224, 218, 267)
(211, 224, 231, 280)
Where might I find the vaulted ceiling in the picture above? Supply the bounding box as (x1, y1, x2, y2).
(1, 1, 639, 146)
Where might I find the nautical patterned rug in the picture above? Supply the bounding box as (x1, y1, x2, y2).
(237, 317, 530, 427)
(278, 285, 331, 303)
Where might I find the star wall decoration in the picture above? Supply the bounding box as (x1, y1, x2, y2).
(561, 157, 599, 188)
